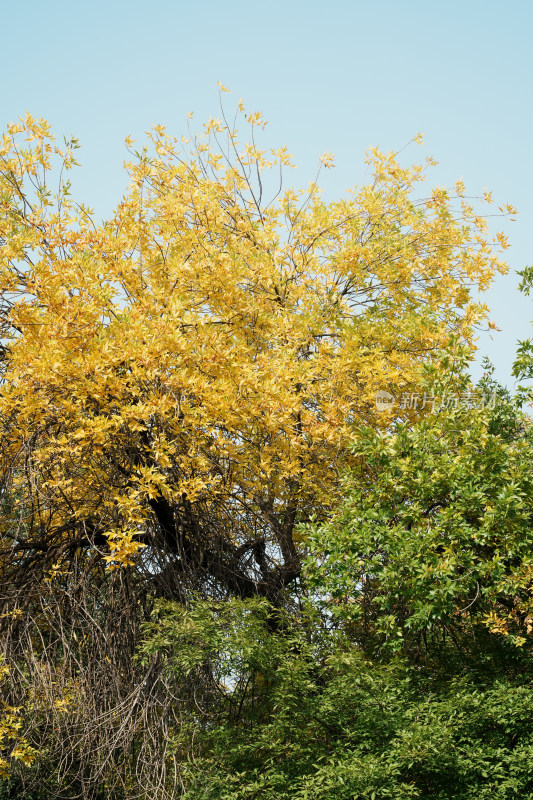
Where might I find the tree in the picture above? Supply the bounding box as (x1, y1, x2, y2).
(0, 109, 509, 605)
(0, 103, 512, 797)
(512, 265, 533, 404)
(305, 374, 533, 663)
(136, 593, 533, 800)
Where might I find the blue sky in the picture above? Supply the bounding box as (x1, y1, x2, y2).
(2, 0, 531, 387)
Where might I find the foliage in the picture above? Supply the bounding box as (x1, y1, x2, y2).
(137, 598, 533, 800)
(513, 265, 533, 404)
(0, 107, 508, 603)
(0, 660, 36, 780)
(0, 101, 520, 799)
(0, 779, 48, 800)
(305, 384, 533, 662)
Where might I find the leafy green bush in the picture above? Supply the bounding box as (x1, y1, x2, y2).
(138, 597, 533, 800)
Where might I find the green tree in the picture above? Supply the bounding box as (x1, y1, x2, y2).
(305, 380, 533, 664)
(513, 265, 533, 404)
(136, 596, 533, 800)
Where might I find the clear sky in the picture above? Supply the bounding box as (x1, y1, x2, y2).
(2, 0, 531, 387)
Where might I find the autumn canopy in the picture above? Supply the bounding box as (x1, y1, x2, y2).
(0, 105, 508, 600)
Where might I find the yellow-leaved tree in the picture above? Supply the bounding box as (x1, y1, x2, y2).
(0, 106, 509, 604)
